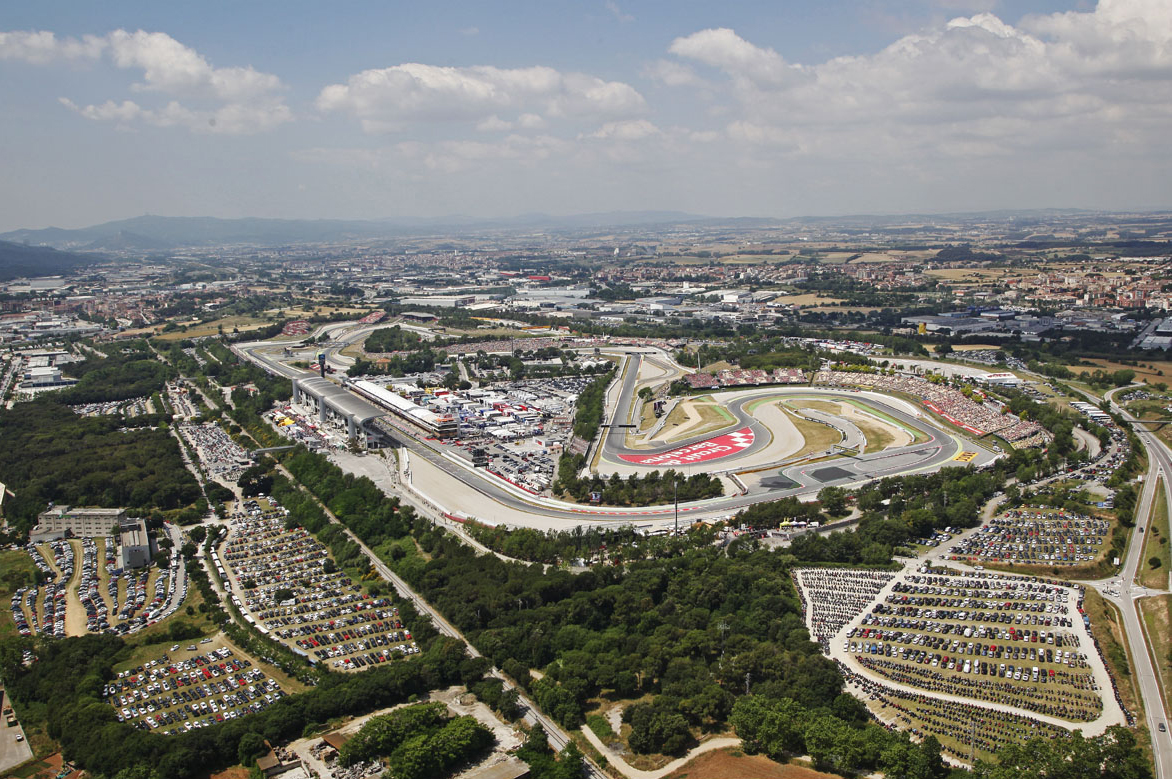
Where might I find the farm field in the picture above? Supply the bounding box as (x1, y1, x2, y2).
(1079, 359, 1172, 384)
(925, 268, 1038, 282)
(767, 293, 847, 307)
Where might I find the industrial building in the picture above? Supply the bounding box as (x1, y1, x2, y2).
(119, 517, 156, 569)
(30, 506, 128, 542)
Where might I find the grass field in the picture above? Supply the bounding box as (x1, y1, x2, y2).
(780, 404, 843, 459)
(846, 399, 931, 445)
(790, 399, 839, 414)
(768, 293, 847, 307)
(1079, 359, 1172, 385)
(1085, 588, 1146, 732)
(1139, 595, 1172, 717)
(153, 315, 274, 341)
(851, 414, 897, 453)
(1141, 479, 1171, 589)
(658, 399, 735, 443)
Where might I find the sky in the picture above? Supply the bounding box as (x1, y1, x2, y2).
(1, 0, 1171, 231)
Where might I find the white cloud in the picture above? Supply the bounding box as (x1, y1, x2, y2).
(644, 59, 707, 88)
(2, 28, 289, 134)
(605, 1, 634, 23)
(476, 115, 512, 132)
(586, 119, 660, 141)
(0, 30, 106, 64)
(58, 96, 291, 134)
(668, 28, 795, 88)
(665, 0, 1172, 163)
(316, 62, 644, 132)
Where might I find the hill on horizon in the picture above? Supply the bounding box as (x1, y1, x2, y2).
(0, 211, 709, 250)
(0, 240, 103, 282)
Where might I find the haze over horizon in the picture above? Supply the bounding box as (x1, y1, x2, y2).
(2, 0, 1171, 233)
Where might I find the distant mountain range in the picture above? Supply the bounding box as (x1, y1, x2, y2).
(0, 240, 103, 282)
(0, 211, 709, 251)
(3, 209, 1166, 255)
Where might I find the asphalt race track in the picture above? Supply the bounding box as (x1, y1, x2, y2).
(238, 336, 996, 525)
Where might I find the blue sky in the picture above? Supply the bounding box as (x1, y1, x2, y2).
(2, 0, 1170, 231)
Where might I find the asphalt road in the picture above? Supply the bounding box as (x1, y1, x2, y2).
(0, 688, 32, 775)
(1099, 385, 1172, 779)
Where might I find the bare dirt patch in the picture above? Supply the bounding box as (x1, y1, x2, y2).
(663, 748, 837, 779)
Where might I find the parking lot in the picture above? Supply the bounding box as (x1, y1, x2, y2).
(948, 507, 1111, 567)
(12, 535, 185, 638)
(69, 396, 153, 417)
(216, 505, 417, 670)
(102, 636, 288, 735)
(839, 570, 1109, 722)
(178, 422, 252, 481)
(843, 663, 1070, 764)
(794, 567, 896, 651)
(795, 564, 1127, 761)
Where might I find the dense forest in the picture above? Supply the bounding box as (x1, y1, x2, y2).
(0, 398, 201, 537)
(391, 527, 839, 753)
(364, 325, 424, 353)
(58, 340, 173, 404)
(553, 455, 724, 505)
(0, 632, 477, 778)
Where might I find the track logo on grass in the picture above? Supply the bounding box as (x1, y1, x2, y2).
(619, 427, 755, 466)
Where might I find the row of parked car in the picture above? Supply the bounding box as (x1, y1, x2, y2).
(105, 644, 286, 735)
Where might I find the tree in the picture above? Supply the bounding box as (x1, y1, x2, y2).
(881, 735, 948, 779)
(804, 715, 861, 772)
(237, 732, 268, 766)
(817, 486, 849, 517)
(731, 696, 807, 758)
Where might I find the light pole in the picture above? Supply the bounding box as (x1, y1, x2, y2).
(674, 476, 679, 535)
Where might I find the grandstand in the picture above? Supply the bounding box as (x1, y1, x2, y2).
(349, 379, 458, 439)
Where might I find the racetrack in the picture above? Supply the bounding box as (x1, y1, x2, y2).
(237, 332, 999, 529)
